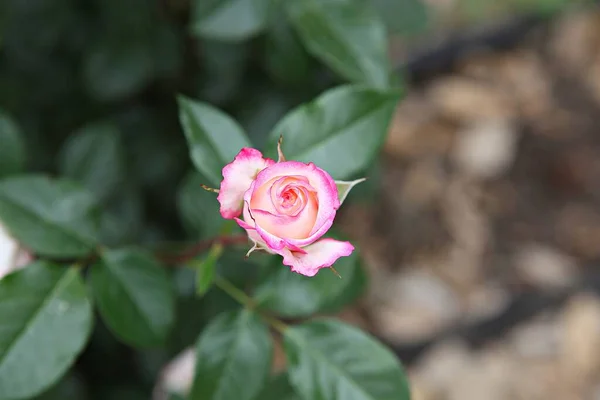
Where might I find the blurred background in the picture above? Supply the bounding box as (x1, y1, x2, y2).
(2, 0, 600, 399)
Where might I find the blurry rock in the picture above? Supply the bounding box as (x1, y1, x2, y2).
(464, 283, 511, 323)
(509, 313, 561, 359)
(550, 11, 600, 74)
(440, 179, 489, 287)
(0, 223, 32, 279)
(513, 244, 577, 289)
(427, 77, 515, 121)
(410, 339, 472, 395)
(556, 204, 600, 259)
(153, 347, 195, 400)
(384, 94, 453, 157)
(585, 52, 600, 105)
(401, 160, 446, 207)
(446, 345, 515, 400)
(369, 269, 461, 342)
(560, 293, 600, 387)
(452, 118, 519, 180)
(497, 52, 554, 120)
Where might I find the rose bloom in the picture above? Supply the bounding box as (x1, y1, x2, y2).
(0, 223, 32, 280)
(215, 140, 363, 276)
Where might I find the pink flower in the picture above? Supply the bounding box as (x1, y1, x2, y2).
(215, 138, 364, 277)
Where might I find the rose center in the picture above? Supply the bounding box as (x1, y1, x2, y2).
(280, 188, 298, 208)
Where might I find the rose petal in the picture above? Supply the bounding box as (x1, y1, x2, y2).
(279, 238, 354, 277)
(217, 148, 274, 219)
(249, 161, 339, 247)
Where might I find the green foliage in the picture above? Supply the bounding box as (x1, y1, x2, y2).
(58, 121, 126, 203)
(190, 0, 272, 42)
(253, 374, 300, 400)
(177, 172, 225, 239)
(0, 0, 423, 397)
(284, 320, 411, 400)
(189, 310, 272, 400)
(0, 175, 100, 258)
(178, 96, 251, 186)
(0, 110, 25, 178)
(89, 248, 175, 348)
(194, 243, 223, 296)
(286, 0, 391, 88)
(255, 233, 367, 318)
(372, 0, 429, 35)
(0, 262, 92, 400)
(266, 85, 402, 179)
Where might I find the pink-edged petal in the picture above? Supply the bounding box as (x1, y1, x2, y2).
(244, 203, 287, 251)
(279, 238, 354, 277)
(234, 217, 254, 230)
(217, 148, 274, 219)
(251, 161, 339, 245)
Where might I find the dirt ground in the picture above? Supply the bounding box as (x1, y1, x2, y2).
(337, 8, 600, 400)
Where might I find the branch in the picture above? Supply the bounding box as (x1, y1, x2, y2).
(156, 234, 249, 265)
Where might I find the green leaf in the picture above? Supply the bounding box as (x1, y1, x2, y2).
(0, 110, 26, 178)
(284, 319, 411, 400)
(286, 0, 390, 88)
(195, 243, 223, 296)
(253, 373, 300, 400)
(0, 175, 99, 258)
(255, 235, 366, 318)
(335, 178, 366, 205)
(189, 310, 272, 400)
(89, 248, 175, 348)
(190, 0, 271, 41)
(58, 121, 125, 203)
(83, 38, 154, 101)
(266, 85, 401, 179)
(177, 96, 251, 186)
(177, 171, 224, 239)
(0, 262, 93, 400)
(264, 11, 311, 85)
(372, 0, 429, 36)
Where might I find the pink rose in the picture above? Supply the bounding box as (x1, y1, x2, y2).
(215, 139, 363, 276)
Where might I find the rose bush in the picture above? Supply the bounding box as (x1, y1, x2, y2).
(215, 140, 362, 277)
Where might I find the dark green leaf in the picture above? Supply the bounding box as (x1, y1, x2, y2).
(189, 310, 272, 400)
(0, 110, 26, 178)
(89, 248, 175, 348)
(0, 262, 93, 400)
(99, 184, 144, 247)
(286, 0, 390, 88)
(255, 235, 366, 318)
(195, 243, 223, 296)
(190, 0, 271, 41)
(264, 12, 311, 85)
(0, 175, 99, 258)
(372, 0, 429, 36)
(177, 96, 251, 186)
(83, 39, 154, 101)
(58, 121, 125, 202)
(198, 39, 249, 106)
(253, 373, 300, 400)
(266, 85, 401, 179)
(177, 171, 224, 239)
(284, 319, 411, 400)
